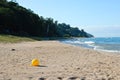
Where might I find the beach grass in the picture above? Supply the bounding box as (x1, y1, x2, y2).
(0, 34, 37, 43)
(0, 34, 70, 43)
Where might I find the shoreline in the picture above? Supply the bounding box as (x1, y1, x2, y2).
(60, 37, 120, 53)
(0, 41, 120, 80)
(62, 43, 120, 54)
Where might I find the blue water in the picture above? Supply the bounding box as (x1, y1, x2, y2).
(60, 37, 120, 52)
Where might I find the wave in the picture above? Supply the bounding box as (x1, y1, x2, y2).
(63, 40, 84, 44)
(94, 48, 120, 53)
(93, 45, 120, 53)
(84, 41, 95, 44)
(73, 41, 84, 44)
(60, 37, 120, 53)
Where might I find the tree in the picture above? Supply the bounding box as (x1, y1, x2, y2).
(8, 1, 18, 7)
(0, 0, 93, 37)
(0, 0, 7, 2)
(11, 0, 16, 2)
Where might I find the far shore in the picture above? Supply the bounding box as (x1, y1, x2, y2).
(0, 41, 120, 80)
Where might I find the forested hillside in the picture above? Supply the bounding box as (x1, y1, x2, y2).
(0, 0, 94, 37)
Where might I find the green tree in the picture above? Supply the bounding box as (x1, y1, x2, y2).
(0, 0, 93, 37)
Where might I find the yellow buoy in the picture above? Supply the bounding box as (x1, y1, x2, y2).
(31, 59, 40, 66)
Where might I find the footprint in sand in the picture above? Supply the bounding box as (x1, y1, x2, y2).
(38, 77, 84, 80)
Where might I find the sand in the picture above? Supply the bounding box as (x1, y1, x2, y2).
(0, 41, 120, 80)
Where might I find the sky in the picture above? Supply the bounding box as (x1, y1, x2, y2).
(9, 0, 120, 37)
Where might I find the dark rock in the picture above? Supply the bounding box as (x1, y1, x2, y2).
(57, 77, 63, 80)
(77, 68, 80, 70)
(69, 76, 78, 80)
(11, 49, 15, 51)
(38, 77, 46, 80)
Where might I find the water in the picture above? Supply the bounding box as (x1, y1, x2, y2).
(60, 37, 120, 52)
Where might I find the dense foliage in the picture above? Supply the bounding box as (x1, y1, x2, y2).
(0, 0, 93, 37)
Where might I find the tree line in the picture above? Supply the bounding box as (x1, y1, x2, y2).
(0, 0, 93, 37)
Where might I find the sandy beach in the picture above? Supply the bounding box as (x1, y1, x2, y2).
(0, 41, 120, 80)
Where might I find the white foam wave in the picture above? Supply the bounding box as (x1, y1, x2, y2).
(63, 41, 84, 44)
(94, 46, 120, 53)
(73, 41, 84, 44)
(84, 41, 95, 44)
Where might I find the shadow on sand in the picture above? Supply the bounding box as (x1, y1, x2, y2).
(37, 65, 48, 67)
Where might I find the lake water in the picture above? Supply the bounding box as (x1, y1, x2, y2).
(60, 37, 120, 52)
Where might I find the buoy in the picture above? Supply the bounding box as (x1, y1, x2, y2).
(31, 59, 40, 66)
